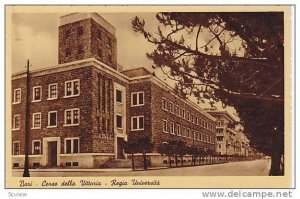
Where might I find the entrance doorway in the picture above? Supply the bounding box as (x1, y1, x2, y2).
(117, 138, 125, 159)
(48, 141, 57, 166)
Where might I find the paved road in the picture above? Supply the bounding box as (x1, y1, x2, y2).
(12, 159, 270, 177)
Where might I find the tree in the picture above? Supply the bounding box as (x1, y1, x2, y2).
(157, 141, 173, 167)
(132, 12, 284, 175)
(123, 140, 139, 171)
(136, 137, 153, 170)
(177, 140, 188, 167)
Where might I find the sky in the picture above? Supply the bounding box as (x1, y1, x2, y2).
(11, 12, 158, 73)
(10, 12, 238, 120)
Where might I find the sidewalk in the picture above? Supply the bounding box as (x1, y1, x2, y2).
(12, 166, 169, 172)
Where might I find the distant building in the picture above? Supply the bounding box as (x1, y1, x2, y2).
(206, 110, 250, 156)
(11, 13, 217, 169)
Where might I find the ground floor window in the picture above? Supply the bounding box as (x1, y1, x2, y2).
(32, 140, 41, 155)
(65, 138, 79, 154)
(13, 141, 20, 155)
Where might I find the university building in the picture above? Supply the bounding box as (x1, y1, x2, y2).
(11, 13, 217, 168)
(206, 110, 250, 156)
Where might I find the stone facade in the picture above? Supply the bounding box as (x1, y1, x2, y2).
(11, 13, 218, 169)
(58, 14, 117, 70)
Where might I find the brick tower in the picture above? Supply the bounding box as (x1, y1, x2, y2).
(58, 13, 117, 70)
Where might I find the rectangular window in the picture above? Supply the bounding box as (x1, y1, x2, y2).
(169, 122, 174, 134)
(131, 116, 144, 130)
(77, 26, 84, 36)
(32, 113, 41, 129)
(169, 102, 174, 114)
(32, 140, 41, 155)
(191, 114, 195, 123)
(162, 98, 167, 111)
(33, 86, 42, 102)
(131, 92, 144, 106)
(64, 109, 80, 126)
(195, 116, 198, 125)
(181, 108, 185, 118)
(163, 120, 168, 133)
(65, 138, 80, 154)
(13, 141, 20, 155)
(182, 126, 186, 137)
(64, 30, 71, 39)
(116, 89, 122, 103)
(175, 105, 180, 116)
(176, 124, 181, 136)
(97, 29, 102, 40)
(48, 83, 58, 100)
(48, 111, 57, 127)
(65, 48, 72, 57)
(205, 121, 208, 129)
(186, 111, 190, 121)
(116, 115, 123, 129)
(187, 128, 190, 138)
(13, 114, 20, 130)
(65, 79, 80, 97)
(97, 48, 102, 58)
(13, 88, 21, 104)
(200, 132, 203, 141)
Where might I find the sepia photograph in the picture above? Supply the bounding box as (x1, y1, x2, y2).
(5, 5, 293, 188)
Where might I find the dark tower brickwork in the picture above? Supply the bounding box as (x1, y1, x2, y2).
(58, 13, 117, 70)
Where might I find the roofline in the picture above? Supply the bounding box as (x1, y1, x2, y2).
(206, 110, 237, 122)
(121, 66, 152, 73)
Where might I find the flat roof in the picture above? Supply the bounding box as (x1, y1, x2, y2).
(60, 12, 116, 35)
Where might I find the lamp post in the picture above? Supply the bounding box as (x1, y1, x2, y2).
(23, 59, 30, 177)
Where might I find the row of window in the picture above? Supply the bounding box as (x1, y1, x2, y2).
(163, 120, 214, 144)
(64, 26, 112, 46)
(162, 98, 214, 131)
(12, 110, 144, 132)
(12, 108, 80, 130)
(13, 79, 80, 104)
(13, 82, 144, 108)
(12, 137, 80, 155)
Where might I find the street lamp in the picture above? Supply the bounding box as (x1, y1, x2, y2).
(23, 59, 30, 177)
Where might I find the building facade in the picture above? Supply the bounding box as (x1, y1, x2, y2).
(206, 110, 250, 156)
(11, 13, 217, 169)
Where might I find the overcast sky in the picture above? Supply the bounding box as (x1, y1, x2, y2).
(11, 12, 158, 73)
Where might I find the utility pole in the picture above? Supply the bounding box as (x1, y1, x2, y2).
(23, 59, 30, 177)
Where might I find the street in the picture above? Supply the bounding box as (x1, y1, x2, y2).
(12, 159, 270, 177)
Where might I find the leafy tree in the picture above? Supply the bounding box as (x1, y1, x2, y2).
(132, 12, 284, 175)
(177, 140, 188, 167)
(136, 137, 154, 170)
(157, 141, 173, 167)
(123, 140, 139, 171)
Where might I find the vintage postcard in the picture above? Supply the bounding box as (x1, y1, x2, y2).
(5, 5, 294, 188)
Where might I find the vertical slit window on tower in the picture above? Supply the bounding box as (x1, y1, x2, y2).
(77, 26, 84, 36)
(65, 48, 72, 57)
(108, 54, 112, 63)
(97, 29, 102, 40)
(64, 30, 71, 39)
(97, 48, 102, 58)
